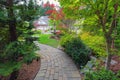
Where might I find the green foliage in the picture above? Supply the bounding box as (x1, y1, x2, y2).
(34, 30, 41, 35)
(116, 70, 120, 77)
(0, 0, 41, 77)
(0, 61, 22, 76)
(85, 69, 120, 80)
(59, 0, 81, 19)
(60, 34, 74, 47)
(58, 28, 68, 37)
(0, 41, 39, 76)
(115, 19, 120, 49)
(82, 15, 103, 35)
(39, 34, 59, 48)
(3, 41, 38, 62)
(60, 0, 120, 69)
(80, 32, 106, 57)
(60, 34, 90, 67)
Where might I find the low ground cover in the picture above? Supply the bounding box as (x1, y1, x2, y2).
(39, 34, 59, 48)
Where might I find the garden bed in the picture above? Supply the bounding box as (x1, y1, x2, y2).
(81, 55, 120, 80)
(110, 55, 120, 73)
(0, 59, 40, 80)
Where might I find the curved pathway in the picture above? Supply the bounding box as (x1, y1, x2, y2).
(34, 43, 81, 80)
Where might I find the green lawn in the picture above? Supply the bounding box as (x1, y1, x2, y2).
(39, 34, 59, 48)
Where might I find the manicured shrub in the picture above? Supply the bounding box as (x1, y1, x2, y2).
(85, 69, 120, 80)
(60, 34, 90, 67)
(80, 32, 106, 57)
(60, 34, 74, 47)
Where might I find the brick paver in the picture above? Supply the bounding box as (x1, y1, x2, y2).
(34, 43, 81, 80)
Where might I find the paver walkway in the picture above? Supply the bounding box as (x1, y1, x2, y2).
(34, 43, 81, 80)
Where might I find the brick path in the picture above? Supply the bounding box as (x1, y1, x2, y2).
(34, 43, 81, 80)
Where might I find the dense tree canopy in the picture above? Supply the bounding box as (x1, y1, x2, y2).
(0, 0, 41, 79)
(59, 0, 120, 69)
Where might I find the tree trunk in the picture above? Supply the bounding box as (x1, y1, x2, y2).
(54, 22, 56, 34)
(8, 19, 17, 42)
(105, 37, 112, 70)
(7, 0, 18, 80)
(7, 0, 17, 42)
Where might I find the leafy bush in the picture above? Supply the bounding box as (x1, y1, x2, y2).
(85, 69, 120, 80)
(60, 34, 74, 47)
(115, 23, 120, 49)
(116, 70, 120, 77)
(33, 30, 41, 35)
(0, 41, 39, 76)
(60, 34, 90, 67)
(56, 26, 68, 36)
(80, 32, 106, 57)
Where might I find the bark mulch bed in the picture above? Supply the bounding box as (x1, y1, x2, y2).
(0, 59, 40, 80)
(110, 55, 120, 73)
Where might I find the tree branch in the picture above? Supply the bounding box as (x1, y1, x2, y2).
(96, 10, 107, 34)
(108, 3, 118, 35)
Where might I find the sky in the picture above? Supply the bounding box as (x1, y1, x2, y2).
(37, 0, 60, 6)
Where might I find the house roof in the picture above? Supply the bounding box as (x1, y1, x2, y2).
(33, 16, 49, 27)
(38, 16, 49, 25)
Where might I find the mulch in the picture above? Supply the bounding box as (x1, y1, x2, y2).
(110, 55, 120, 73)
(0, 59, 40, 80)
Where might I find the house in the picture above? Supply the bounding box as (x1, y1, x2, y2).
(33, 16, 51, 32)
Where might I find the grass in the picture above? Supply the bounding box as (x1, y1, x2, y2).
(39, 34, 59, 48)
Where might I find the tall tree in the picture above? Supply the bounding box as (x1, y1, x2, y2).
(59, 0, 120, 69)
(7, 0, 17, 42)
(0, 0, 39, 79)
(46, 7, 65, 33)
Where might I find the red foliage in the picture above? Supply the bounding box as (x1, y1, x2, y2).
(50, 4, 55, 8)
(43, 2, 65, 21)
(47, 8, 65, 21)
(43, 3, 50, 7)
(43, 2, 55, 8)
(45, 10, 53, 14)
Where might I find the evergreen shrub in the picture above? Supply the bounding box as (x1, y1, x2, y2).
(60, 34, 90, 67)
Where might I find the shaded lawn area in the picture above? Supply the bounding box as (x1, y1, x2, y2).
(39, 34, 59, 48)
